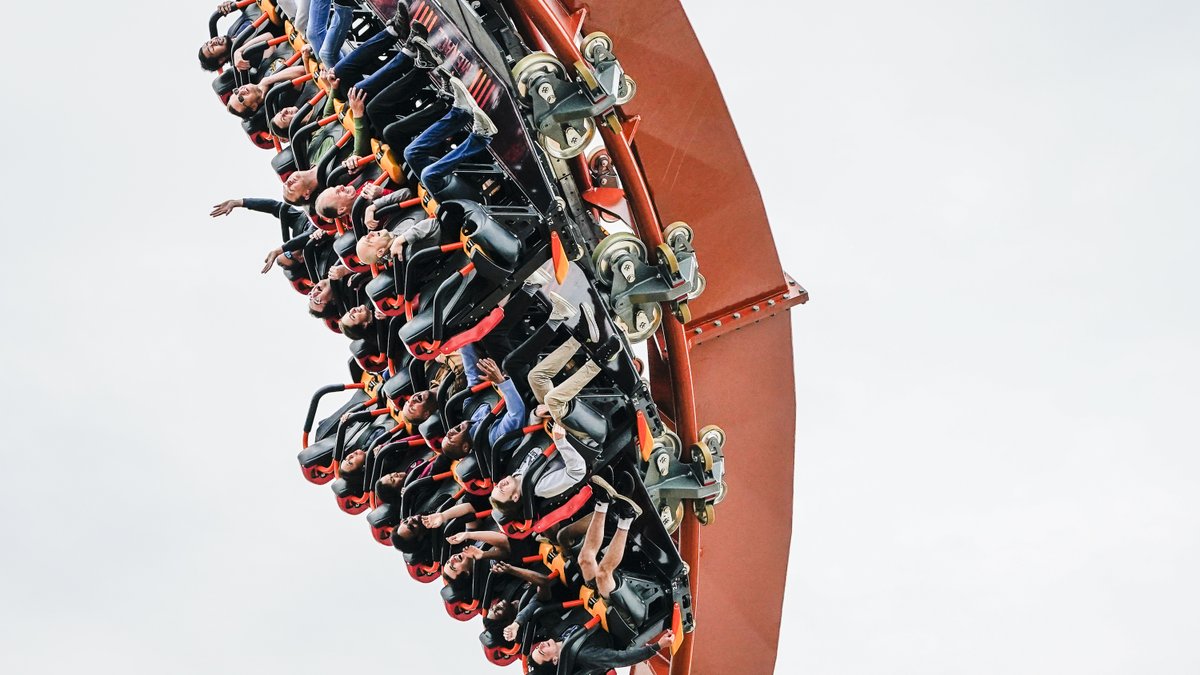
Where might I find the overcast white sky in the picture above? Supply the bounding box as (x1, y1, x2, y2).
(2, 1, 1198, 674)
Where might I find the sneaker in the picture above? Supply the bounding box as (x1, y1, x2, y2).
(409, 19, 429, 40)
(591, 475, 642, 519)
(471, 106, 498, 138)
(613, 497, 642, 521)
(407, 35, 440, 69)
(447, 76, 497, 137)
(522, 265, 555, 290)
(580, 302, 600, 344)
(590, 475, 618, 499)
(388, 3, 411, 40)
(447, 75, 474, 111)
(548, 292, 576, 322)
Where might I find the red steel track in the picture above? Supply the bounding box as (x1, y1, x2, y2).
(508, 2, 807, 673)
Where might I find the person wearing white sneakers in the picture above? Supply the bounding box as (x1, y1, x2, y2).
(402, 66, 499, 196)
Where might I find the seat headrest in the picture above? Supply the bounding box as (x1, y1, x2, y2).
(334, 231, 371, 273)
(419, 412, 444, 441)
(382, 370, 414, 403)
(559, 399, 609, 444)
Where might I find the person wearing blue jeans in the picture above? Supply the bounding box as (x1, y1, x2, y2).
(438, 342, 527, 460)
(403, 73, 498, 195)
(306, 0, 354, 68)
(330, 3, 416, 95)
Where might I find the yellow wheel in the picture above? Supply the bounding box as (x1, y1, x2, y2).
(672, 300, 692, 325)
(660, 501, 684, 534)
(689, 441, 713, 472)
(698, 424, 726, 450)
(656, 243, 680, 277)
(663, 221, 694, 250)
(694, 501, 715, 526)
(581, 31, 614, 64)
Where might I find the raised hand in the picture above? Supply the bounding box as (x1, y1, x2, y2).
(478, 357, 504, 384)
(261, 247, 283, 273)
(348, 87, 367, 118)
(210, 199, 241, 217)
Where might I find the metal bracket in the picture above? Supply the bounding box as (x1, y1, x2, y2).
(687, 274, 808, 347)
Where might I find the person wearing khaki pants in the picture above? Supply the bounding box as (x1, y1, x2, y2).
(527, 337, 602, 426)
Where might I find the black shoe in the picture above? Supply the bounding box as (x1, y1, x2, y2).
(595, 334, 623, 363)
(388, 3, 411, 40)
(408, 19, 429, 41)
(407, 35, 440, 69)
(612, 495, 642, 521)
(590, 475, 617, 502)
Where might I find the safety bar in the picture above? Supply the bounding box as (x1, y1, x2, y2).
(302, 382, 365, 448)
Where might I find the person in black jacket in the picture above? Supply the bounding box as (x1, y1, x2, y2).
(529, 626, 672, 674)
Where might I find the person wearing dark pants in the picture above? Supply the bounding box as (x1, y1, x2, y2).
(403, 73, 497, 196)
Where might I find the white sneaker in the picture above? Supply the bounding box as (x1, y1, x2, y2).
(523, 266, 555, 289)
(580, 302, 600, 343)
(448, 76, 498, 137)
(548, 292, 576, 322)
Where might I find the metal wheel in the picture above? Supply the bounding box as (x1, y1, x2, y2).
(512, 51, 565, 100)
(713, 479, 729, 506)
(660, 501, 684, 534)
(656, 243, 680, 277)
(538, 117, 595, 160)
(581, 31, 614, 64)
(663, 221, 694, 250)
(689, 441, 713, 472)
(672, 300, 692, 325)
(592, 232, 647, 284)
(657, 429, 683, 460)
(616, 74, 637, 105)
(698, 424, 726, 450)
(694, 501, 715, 526)
(622, 302, 662, 343)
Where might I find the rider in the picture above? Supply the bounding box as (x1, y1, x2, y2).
(403, 68, 498, 197)
(526, 487, 670, 673)
(439, 348, 526, 461)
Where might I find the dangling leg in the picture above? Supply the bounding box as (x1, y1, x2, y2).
(577, 500, 608, 585)
(527, 337, 581, 404)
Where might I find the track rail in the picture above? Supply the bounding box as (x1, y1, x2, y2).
(506, 2, 806, 673)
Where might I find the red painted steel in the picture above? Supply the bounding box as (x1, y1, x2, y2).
(508, 2, 803, 674)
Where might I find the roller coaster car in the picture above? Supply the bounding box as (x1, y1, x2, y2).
(349, 337, 389, 373)
(399, 201, 550, 359)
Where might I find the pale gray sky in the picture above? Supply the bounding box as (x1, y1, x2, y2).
(2, 1, 1198, 674)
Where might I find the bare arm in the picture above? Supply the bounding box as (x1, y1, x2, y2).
(459, 530, 510, 548)
(233, 32, 274, 69)
(421, 501, 476, 528)
(258, 65, 306, 90)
